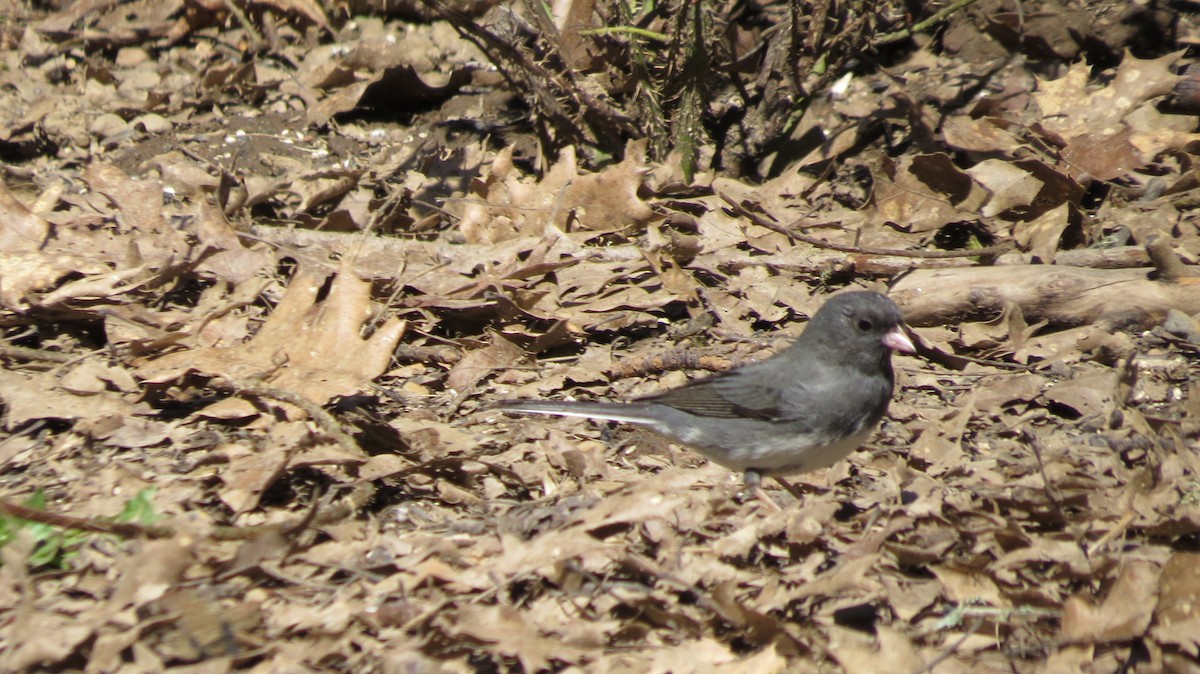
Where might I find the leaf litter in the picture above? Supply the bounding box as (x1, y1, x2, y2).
(1, 1, 1200, 672)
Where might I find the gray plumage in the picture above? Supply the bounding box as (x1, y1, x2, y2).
(495, 291, 914, 491)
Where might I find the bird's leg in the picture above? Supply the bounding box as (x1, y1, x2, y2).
(743, 469, 782, 511)
(773, 477, 807, 503)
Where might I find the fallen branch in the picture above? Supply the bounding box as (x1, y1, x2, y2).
(892, 239, 1200, 328)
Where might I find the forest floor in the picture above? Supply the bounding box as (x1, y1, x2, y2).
(2, 0, 1200, 672)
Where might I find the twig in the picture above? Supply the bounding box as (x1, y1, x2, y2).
(215, 376, 360, 453)
(1022, 429, 1066, 525)
(911, 617, 984, 674)
(419, 0, 636, 146)
(0, 499, 173, 538)
(219, 0, 264, 51)
(1087, 509, 1138, 558)
(0, 342, 76, 364)
(0, 481, 378, 543)
(1086, 469, 1152, 557)
(367, 457, 531, 499)
(718, 191, 1015, 259)
(934, 603, 1059, 630)
(872, 0, 981, 47)
(578, 26, 669, 42)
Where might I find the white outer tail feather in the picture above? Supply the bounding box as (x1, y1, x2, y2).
(495, 401, 660, 427)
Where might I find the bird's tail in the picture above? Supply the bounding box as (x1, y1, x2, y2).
(492, 399, 661, 426)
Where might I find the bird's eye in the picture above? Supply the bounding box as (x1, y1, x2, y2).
(857, 319, 873, 331)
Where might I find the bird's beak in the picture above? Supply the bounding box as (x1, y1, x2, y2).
(883, 326, 916, 354)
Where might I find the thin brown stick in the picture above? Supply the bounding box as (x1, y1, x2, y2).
(0, 342, 76, 364)
(0, 499, 172, 538)
(1023, 429, 1066, 525)
(718, 191, 1015, 259)
(0, 481, 378, 543)
(215, 377, 361, 453)
(910, 617, 984, 674)
(872, 0, 981, 47)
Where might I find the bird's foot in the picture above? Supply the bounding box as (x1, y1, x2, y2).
(741, 469, 783, 511)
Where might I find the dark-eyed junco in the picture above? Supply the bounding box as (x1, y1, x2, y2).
(494, 291, 915, 499)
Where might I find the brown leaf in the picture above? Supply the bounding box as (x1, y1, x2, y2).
(1061, 560, 1160, 643)
(0, 179, 49, 250)
(1152, 552, 1200, 656)
(458, 139, 656, 243)
(194, 200, 274, 284)
(0, 369, 135, 427)
(445, 334, 525, 394)
(1035, 52, 1188, 180)
(873, 154, 980, 233)
(436, 603, 595, 671)
(138, 262, 406, 410)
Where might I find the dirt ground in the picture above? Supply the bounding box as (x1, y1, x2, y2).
(2, 0, 1200, 672)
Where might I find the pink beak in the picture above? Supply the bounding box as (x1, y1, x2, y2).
(883, 326, 916, 354)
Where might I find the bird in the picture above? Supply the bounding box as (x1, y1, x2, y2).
(493, 291, 915, 502)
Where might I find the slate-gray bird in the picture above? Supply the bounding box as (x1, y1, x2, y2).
(495, 291, 915, 499)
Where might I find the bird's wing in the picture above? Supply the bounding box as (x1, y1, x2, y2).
(641, 366, 803, 422)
